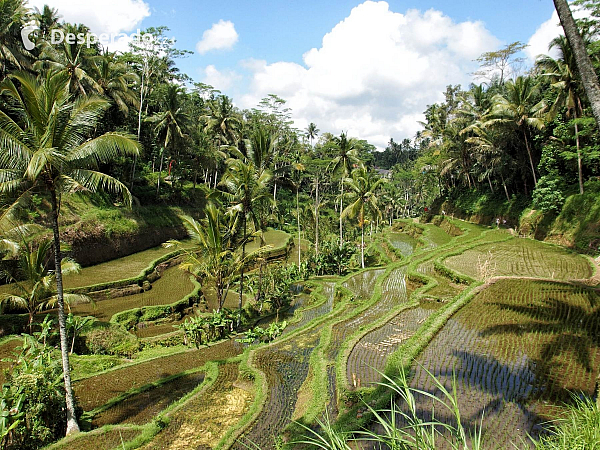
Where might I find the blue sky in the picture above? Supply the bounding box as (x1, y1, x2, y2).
(29, 0, 566, 148)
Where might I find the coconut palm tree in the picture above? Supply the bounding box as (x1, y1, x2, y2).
(0, 0, 31, 77)
(342, 168, 386, 269)
(166, 205, 240, 312)
(0, 71, 139, 435)
(33, 4, 60, 40)
(34, 24, 100, 96)
(204, 95, 242, 146)
(221, 152, 272, 328)
(328, 132, 362, 245)
(553, 0, 600, 126)
(537, 35, 588, 194)
(90, 50, 140, 116)
(0, 239, 89, 335)
(146, 83, 189, 194)
(487, 76, 547, 186)
(305, 122, 319, 147)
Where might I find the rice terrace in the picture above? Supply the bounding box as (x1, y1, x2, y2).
(1, 0, 600, 449)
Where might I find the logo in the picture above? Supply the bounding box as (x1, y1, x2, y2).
(20, 26, 154, 50)
(21, 25, 36, 51)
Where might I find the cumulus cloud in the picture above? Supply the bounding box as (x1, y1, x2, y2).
(239, 1, 499, 149)
(201, 65, 241, 91)
(196, 20, 238, 54)
(526, 8, 590, 63)
(27, 0, 150, 52)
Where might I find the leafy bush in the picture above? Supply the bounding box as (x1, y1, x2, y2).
(305, 239, 356, 276)
(532, 176, 565, 213)
(81, 324, 139, 357)
(1, 335, 74, 450)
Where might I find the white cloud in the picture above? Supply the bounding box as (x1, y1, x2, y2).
(28, 0, 150, 35)
(239, 1, 499, 149)
(201, 65, 241, 91)
(27, 0, 150, 52)
(526, 7, 590, 62)
(196, 20, 238, 54)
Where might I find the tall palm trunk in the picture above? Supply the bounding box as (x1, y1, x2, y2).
(575, 121, 584, 194)
(156, 151, 164, 197)
(238, 214, 247, 330)
(554, 0, 600, 125)
(522, 128, 537, 185)
(339, 182, 344, 245)
(360, 218, 365, 269)
(50, 188, 79, 435)
(314, 177, 319, 256)
(296, 186, 301, 266)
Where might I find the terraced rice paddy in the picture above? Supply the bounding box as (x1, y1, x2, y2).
(144, 363, 251, 449)
(74, 339, 242, 411)
(233, 328, 323, 449)
(445, 238, 592, 280)
(71, 266, 195, 321)
(93, 371, 206, 427)
(347, 306, 433, 387)
(64, 242, 190, 289)
(48, 427, 144, 450)
(409, 279, 600, 447)
(10, 217, 598, 450)
(388, 232, 420, 257)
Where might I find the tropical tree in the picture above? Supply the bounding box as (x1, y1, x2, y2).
(305, 122, 319, 147)
(0, 71, 140, 435)
(90, 51, 140, 116)
(0, 239, 88, 335)
(221, 151, 272, 328)
(146, 83, 189, 194)
(0, 0, 30, 78)
(328, 132, 361, 245)
(166, 205, 240, 312)
(537, 35, 588, 193)
(342, 168, 386, 269)
(34, 24, 100, 96)
(33, 4, 60, 40)
(554, 0, 600, 125)
(204, 95, 242, 146)
(487, 76, 547, 186)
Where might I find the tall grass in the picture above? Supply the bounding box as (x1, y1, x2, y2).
(295, 366, 483, 450)
(535, 397, 600, 450)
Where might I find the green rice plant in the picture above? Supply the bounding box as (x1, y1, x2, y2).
(534, 396, 600, 450)
(294, 366, 483, 450)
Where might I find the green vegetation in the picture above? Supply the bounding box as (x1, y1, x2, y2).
(0, 0, 598, 449)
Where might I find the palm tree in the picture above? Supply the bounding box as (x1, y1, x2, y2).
(537, 35, 587, 193)
(0, 0, 31, 77)
(35, 24, 100, 96)
(553, 0, 600, 126)
(90, 51, 140, 116)
(305, 122, 319, 147)
(342, 168, 385, 269)
(487, 76, 547, 186)
(204, 95, 242, 146)
(328, 132, 362, 245)
(221, 152, 272, 328)
(0, 239, 88, 335)
(166, 206, 240, 312)
(33, 4, 60, 40)
(146, 83, 189, 194)
(0, 71, 139, 435)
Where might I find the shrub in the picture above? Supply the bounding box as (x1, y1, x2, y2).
(1, 335, 74, 450)
(81, 324, 139, 357)
(532, 176, 565, 213)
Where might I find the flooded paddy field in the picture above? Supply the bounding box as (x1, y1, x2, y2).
(408, 278, 600, 447)
(74, 339, 242, 411)
(445, 238, 592, 281)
